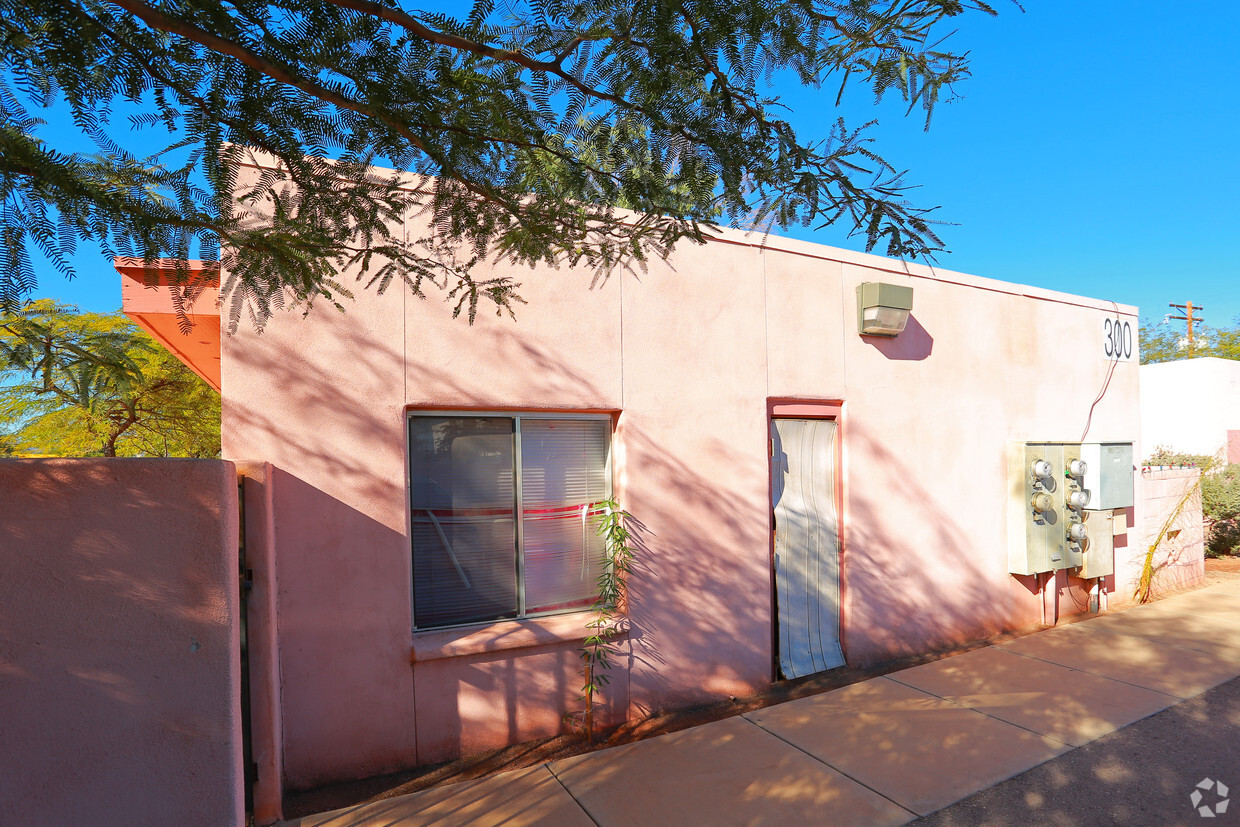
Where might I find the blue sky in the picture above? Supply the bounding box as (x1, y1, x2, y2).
(29, 0, 1240, 330)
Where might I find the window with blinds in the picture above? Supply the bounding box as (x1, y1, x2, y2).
(408, 413, 611, 630)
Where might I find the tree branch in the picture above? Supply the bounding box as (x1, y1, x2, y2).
(101, 0, 430, 152)
(315, 0, 657, 123)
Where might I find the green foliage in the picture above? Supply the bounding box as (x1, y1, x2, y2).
(1144, 448, 1240, 559)
(1143, 448, 1214, 470)
(1202, 464, 1240, 524)
(1202, 464, 1240, 557)
(1139, 318, 1240, 363)
(576, 498, 635, 742)
(3, 0, 1001, 326)
(1138, 321, 1180, 364)
(1208, 520, 1240, 558)
(0, 298, 220, 456)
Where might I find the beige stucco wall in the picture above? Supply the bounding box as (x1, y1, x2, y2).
(221, 199, 1144, 790)
(0, 459, 242, 826)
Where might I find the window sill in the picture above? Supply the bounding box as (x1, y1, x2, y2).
(410, 611, 629, 663)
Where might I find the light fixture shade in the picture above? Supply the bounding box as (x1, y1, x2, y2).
(857, 282, 914, 337)
(861, 305, 910, 335)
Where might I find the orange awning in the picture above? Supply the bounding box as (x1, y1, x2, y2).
(115, 258, 222, 391)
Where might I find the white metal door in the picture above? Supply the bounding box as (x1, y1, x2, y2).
(772, 418, 845, 678)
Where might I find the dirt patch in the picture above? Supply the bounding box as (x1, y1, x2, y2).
(283, 562, 1240, 821)
(1205, 553, 1240, 583)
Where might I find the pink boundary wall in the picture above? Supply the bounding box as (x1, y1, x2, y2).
(218, 161, 1149, 800)
(1125, 468, 1205, 599)
(0, 459, 242, 826)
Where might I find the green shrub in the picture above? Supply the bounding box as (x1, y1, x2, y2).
(1203, 464, 1240, 557)
(1143, 448, 1215, 470)
(1202, 463, 1240, 519)
(1208, 520, 1240, 558)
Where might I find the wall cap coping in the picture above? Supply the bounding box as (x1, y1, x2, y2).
(1141, 468, 1203, 479)
(411, 611, 629, 662)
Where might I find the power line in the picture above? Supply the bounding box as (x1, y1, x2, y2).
(1168, 301, 1205, 353)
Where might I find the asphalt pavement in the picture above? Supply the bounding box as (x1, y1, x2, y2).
(915, 674, 1240, 826)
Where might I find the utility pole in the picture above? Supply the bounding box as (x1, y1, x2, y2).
(1169, 301, 1205, 353)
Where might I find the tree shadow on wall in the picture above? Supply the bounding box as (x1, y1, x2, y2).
(394, 323, 772, 721)
(225, 299, 1125, 793)
(227, 321, 641, 779)
(838, 421, 1112, 666)
(0, 459, 238, 824)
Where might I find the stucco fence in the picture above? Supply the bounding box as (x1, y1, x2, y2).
(1123, 467, 1206, 599)
(0, 459, 243, 827)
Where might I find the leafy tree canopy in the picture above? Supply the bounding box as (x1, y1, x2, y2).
(0, 299, 221, 456)
(1139, 317, 1240, 364)
(3, 0, 999, 326)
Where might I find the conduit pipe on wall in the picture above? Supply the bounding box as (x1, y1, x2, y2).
(1039, 573, 1047, 626)
(1051, 572, 1060, 626)
(1038, 571, 1060, 627)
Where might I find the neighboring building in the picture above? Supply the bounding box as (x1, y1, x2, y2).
(119, 165, 1161, 805)
(1140, 357, 1240, 462)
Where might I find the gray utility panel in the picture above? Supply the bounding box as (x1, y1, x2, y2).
(1080, 443, 1135, 510)
(1079, 509, 1115, 579)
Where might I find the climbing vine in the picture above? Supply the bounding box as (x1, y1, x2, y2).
(1136, 472, 1202, 603)
(577, 498, 634, 742)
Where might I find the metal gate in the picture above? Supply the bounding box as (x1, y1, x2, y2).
(238, 478, 255, 815)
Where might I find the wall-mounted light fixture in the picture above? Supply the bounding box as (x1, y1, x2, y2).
(856, 282, 914, 337)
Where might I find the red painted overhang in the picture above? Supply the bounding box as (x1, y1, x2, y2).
(116, 258, 222, 391)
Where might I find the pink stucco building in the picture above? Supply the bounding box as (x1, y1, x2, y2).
(120, 177, 1162, 816)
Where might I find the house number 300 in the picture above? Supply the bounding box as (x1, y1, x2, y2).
(1103, 317, 1134, 362)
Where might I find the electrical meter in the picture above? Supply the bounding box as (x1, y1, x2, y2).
(1008, 443, 1073, 574)
(1010, 441, 1128, 578)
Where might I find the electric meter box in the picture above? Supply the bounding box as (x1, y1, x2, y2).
(1079, 510, 1115, 579)
(1008, 442, 1071, 575)
(1080, 443, 1134, 509)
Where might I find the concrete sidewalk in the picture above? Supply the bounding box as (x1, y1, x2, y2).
(285, 577, 1240, 826)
